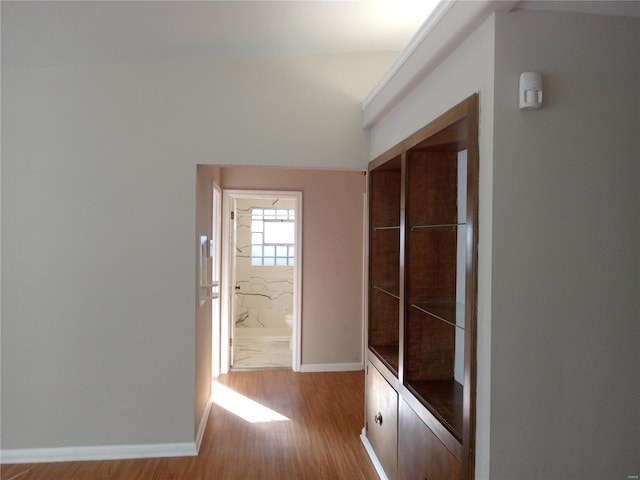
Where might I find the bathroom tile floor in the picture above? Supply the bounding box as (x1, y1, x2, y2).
(232, 337, 291, 369)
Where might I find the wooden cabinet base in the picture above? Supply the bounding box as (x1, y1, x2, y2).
(365, 361, 398, 480)
(398, 399, 461, 480)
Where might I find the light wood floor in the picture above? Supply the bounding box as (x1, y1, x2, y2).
(1, 370, 378, 479)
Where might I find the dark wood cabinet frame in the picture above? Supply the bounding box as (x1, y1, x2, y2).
(366, 93, 479, 480)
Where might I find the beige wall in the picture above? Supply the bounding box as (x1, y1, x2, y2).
(221, 166, 367, 367)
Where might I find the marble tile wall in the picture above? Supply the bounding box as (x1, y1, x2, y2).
(234, 198, 295, 330)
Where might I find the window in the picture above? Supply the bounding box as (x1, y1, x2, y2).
(250, 208, 295, 266)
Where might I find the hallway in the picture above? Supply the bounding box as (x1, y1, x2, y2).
(1, 371, 377, 480)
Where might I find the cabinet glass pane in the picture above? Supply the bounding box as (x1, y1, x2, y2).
(407, 225, 466, 326)
(369, 155, 402, 376)
(407, 150, 467, 228)
(369, 288, 400, 373)
(404, 307, 464, 440)
(370, 229, 400, 297)
(370, 157, 401, 228)
(404, 147, 469, 441)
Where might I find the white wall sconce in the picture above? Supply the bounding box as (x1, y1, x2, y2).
(519, 72, 543, 110)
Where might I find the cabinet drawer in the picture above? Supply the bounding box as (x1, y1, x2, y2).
(366, 362, 398, 480)
(398, 399, 461, 480)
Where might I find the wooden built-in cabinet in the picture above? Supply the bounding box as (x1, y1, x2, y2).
(364, 94, 478, 480)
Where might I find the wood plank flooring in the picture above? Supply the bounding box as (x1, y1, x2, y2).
(1, 370, 378, 480)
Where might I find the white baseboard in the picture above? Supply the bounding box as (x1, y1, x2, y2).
(195, 395, 214, 453)
(299, 362, 364, 373)
(360, 428, 388, 480)
(0, 442, 197, 464)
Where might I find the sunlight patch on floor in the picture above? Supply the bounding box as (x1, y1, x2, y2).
(212, 381, 289, 423)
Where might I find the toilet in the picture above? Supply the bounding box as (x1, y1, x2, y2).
(285, 313, 294, 349)
(285, 313, 294, 329)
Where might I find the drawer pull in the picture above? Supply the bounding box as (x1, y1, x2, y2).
(374, 412, 383, 425)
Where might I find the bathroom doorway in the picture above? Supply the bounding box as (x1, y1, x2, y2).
(220, 190, 302, 372)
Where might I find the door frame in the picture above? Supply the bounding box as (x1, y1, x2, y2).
(211, 184, 222, 377)
(220, 189, 303, 373)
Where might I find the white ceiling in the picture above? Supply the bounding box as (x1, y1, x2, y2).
(3, 1, 638, 68)
(516, 0, 640, 18)
(1, 0, 439, 67)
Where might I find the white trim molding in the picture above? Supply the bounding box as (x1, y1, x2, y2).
(362, 192, 369, 379)
(362, 0, 455, 110)
(195, 395, 214, 453)
(221, 189, 303, 374)
(299, 362, 363, 373)
(362, 0, 519, 129)
(0, 442, 197, 465)
(360, 428, 389, 480)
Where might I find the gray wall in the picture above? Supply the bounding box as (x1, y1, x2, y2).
(491, 10, 640, 479)
(2, 64, 198, 448)
(0, 52, 394, 450)
(366, 8, 639, 480)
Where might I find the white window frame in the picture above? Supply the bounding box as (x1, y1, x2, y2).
(250, 208, 295, 266)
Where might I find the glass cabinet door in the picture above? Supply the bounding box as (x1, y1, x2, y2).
(368, 155, 402, 375)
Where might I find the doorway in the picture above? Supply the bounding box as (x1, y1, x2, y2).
(220, 190, 302, 373)
(210, 185, 222, 377)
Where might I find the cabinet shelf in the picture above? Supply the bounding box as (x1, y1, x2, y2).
(410, 223, 466, 230)
(373, 285, 400, 300)
(370, 345, 399, 374)
(406, 379, 464, 442)
(410, 302, 465, 330)
(373, 225, 401, 231)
